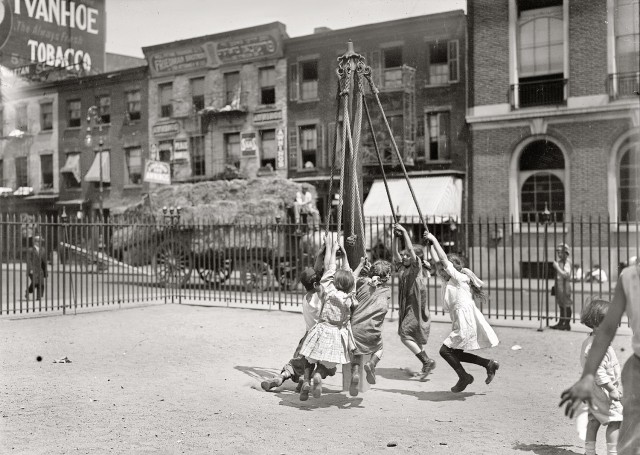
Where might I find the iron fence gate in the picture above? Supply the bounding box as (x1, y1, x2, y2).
(1, 214, 637, 324)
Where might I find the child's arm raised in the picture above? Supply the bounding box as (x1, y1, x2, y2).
(353, 256, 367, 279)
(339, 243, 351, 272)
(395, 224, 417, 261)
(425, 232, 449, 266)
(392, 226, 401, 262)
(324, 234, 335, 271)
(313, 242, 326, 275)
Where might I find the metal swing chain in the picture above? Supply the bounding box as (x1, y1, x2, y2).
(324, 83, 343, 239)
(364, 73, 430, 234)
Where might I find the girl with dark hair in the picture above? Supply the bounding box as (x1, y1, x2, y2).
(425, 231, 499, 393)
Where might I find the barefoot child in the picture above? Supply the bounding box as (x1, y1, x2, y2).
(576, 298, 623, 455)
(425, 231, 499, 393)
(561, 262, 640, 455)
(299, 238, 359, 401)
(351, 259, 392, 391)
(393, 224, 436, 380)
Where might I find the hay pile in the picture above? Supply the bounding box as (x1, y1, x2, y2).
(112, 177, 316, 261)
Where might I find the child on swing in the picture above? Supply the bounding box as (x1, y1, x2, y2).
(393, 223, 436, 380)
(425, 231, 500, 393)
(298, 235, 363, 401)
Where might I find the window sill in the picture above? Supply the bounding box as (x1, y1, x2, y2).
(65, 126, 82, 131)
(416, 159, 453, 165)
(257, 104, 278, 110)
(123, 184, 143, 189)
(296, 168, 319, 173)
(424, 82, 457, 88)
(297, 98, 320, 104)
(38, 129, 53, 135)
(612, 223, 640, 233)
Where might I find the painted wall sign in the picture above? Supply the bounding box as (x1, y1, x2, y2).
(152, 122, 180, 136)
(143, 160, 171, 185)
(0, 0, 106, 76)
(150, 46, 207, 74)
(253, 110, 282, 123)
(145, 25, 284, 77)
(276, 128, 285, 169)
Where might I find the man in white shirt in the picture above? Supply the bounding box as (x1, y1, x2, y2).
(293, 187, 320, 230)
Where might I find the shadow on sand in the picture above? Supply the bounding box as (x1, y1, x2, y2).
(513, 443, 579, 454)
(380, 388, 483, 402)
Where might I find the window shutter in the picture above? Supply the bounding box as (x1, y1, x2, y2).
(425, 44, 431, 85)
(448, 40, 459, 83)
(288, 127, 298, 169)
(317, 123, 324, 167)
(289, 63, 299, 101)
(370, 51, 381, 87)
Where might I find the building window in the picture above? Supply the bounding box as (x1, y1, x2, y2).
(61, 152, 81, 189)
(40, 154, 53, 190)
(96, 95, 111, 124)
(126, 90, 141, 121)
(40, 103, 53, 131)
(615, 0, 639, 74)
(427, 41, 459, 85)
(158, 140, 173, 163)
(224, 72, 240, 106)
(224, 133, 241, 169)
(125, 147, 143, 185)
(425, 112, 450, 161)
(190, 135, 205, 176)
(383, 47, 403, 88)
(519, 139, 565, 222)
(260, 129, 277, 168)
(300, 61, 318, 100)
(159, 83, 173, 118)
(16, 104, 28, 131)
(299, 125, 317, 169)
(190, 77, 205, 112)
(259, 67, 276, 105)
(619, 137, 640, 222)
(516, 1, 565, 107)
(15, 156, 28, 187)
(67, 100, 81, 127)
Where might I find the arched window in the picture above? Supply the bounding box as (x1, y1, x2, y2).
(519, 139, 566, 222)
(619, 138, 640, 222)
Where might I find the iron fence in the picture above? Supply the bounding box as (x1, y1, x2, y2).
(1, 214, 637, 325)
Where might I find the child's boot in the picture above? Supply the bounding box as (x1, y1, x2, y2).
(261, 370, 291, 391)
(562, 308, 572, 331)
(364, 355, 380, 385)
(451, 371, 474, 393)
(549, 308, 565, 330)
(416, 351, 436, 381)
(311, 366, 323, 399)
(295, 378, 304, 393)
(485, 360, 500, 384)
(299, 361, 313, 401)
(349, 355, 361, 397)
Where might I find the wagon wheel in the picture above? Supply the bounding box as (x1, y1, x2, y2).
(153, 239, 193, 287)
(197, 258, 233, 285)
(241, 260, 274, 292)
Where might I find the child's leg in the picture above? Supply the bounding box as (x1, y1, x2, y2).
(439, 344, 474, 393)
(402, 338, 435, 377)
(364, 348, 383, 385)
(457, 350, 500, 384)
(349, 354, 362, 397)
(260, 363, 293, 391)
(605, 421, 620, 455)
(299, 359, 315, 401)
(585, 414, 600, 455)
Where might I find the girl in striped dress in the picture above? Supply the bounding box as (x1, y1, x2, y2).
(299, 238, 360, 401)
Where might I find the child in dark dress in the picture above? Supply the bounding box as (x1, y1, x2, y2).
(392, 224, 435, 380)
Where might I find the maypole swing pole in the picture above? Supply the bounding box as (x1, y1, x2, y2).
(339, 41, 366, 267)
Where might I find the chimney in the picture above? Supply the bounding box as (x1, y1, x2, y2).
(314, 27, 332, 34)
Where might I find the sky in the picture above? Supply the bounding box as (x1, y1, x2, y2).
(106, 0, 466, 58)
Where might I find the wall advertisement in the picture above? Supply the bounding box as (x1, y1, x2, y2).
(0, 0, 106, 77)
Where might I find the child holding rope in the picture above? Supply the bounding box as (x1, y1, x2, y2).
(574, 297, 622, 455)
(298, 236, 362, 401)
(393, 224, 436, 380)
(425, 231, 499, 393)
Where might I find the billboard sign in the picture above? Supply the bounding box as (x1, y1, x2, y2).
(0, 0, 106, 77)
(143, 160, 171, 185)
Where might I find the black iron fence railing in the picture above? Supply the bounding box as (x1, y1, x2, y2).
(1, 215, 637, 326)
(510, 78, 567, 109)
(607, 72, 640, 100)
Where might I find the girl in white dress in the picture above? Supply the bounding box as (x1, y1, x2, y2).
(425, 232, 500, 393)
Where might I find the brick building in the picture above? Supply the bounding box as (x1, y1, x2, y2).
(285, 12, 468, 222)
(142, 23, 289, 184)
(467, 0, 639, 274)
(56, 65, 149, 217)
(0, 72, 60, 215)
(468, 0, 639, 222)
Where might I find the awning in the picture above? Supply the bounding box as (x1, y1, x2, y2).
(84, 151, 111, 183)
(363, 176, 463, 222)
(60, 153, 81, 182)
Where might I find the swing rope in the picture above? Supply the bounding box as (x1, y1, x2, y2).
(324, 83, 343, 238)
(364, 73, 430, 234)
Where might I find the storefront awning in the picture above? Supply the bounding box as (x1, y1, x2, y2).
(60, 153, 81, 182)
(363, 176, 463, 222)
(84, 151, 111, 183)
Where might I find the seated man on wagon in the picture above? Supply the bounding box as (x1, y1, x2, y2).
(293, 186, 321, 232)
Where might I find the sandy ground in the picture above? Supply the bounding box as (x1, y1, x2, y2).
(0, 303, 633, 455)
